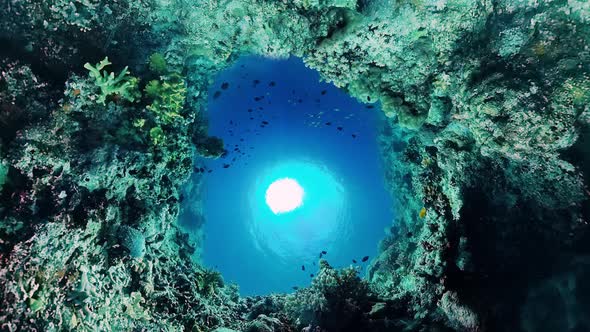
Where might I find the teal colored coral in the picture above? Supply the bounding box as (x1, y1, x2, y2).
(0, 160, 7, 191)
(84, 57, 140, 105)
(118, 226, 146, 259)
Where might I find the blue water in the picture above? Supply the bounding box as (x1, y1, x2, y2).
(186, 56, 393, 296)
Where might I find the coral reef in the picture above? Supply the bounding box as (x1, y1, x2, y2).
(0, 0, 589, 331)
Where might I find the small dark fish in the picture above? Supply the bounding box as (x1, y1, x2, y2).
(213, 91, 221, 99)
(250, 117, 254, 120)
(366, 105, 374, 109)
(362, 256, 369, 262)
(262, 121, 269, 125)
(292, 286, 299, 290)
(367, 96, 371, 101)
(352, 134, 357, 138)
(208, 170, 213, 173)
(337, 126, 343, 131)
(233, 148, 239, 151)
(240, 138, 244, 142)
(321, 90, 327, 95)
(254, 96, 261, 101)
(258, 107, 264, 110)
(301, 265, 305, 271)
(407, 232, 413, 237)
(247, 109, 253, 112)
(298, 99, 303, 103)
(352, 259, 357, 264)
(200, 167, 205, 173)
(253, 79, 260, 86)
(221, 82, 229, 90)
(310, 274, 314, 278)
(321, 251, 327, 255)
(269, 81, 276, 87)
(325, 122, 332, 126)
(223, 164, 230, 169)
(229, 120, 233, 125)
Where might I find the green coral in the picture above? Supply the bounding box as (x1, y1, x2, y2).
(84, 57, 141, 105)
(149, 126, 165, 146)
(0, 159, 7, 191)
(196, 268, 224, 297)
(148, 53, 167, 74)
(145, 75, 187, 124)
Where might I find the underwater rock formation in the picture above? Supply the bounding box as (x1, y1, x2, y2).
(0, 0, 588, 331)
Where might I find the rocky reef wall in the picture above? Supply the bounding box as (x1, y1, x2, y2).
(0, 0, 588, 331)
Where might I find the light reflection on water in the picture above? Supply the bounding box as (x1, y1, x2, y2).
(248, 160, 351, 266)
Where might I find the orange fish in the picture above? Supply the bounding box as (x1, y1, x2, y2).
(419, 207, 427, 219)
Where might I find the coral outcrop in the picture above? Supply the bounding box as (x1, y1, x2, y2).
(0, 0, 588, 331)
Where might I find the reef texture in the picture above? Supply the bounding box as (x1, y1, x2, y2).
(0, 0, 589, 331)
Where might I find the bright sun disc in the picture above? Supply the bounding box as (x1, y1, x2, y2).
(265, 178, 304, 214)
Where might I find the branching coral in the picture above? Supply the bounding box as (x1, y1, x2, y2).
(84, 57, 141, 105)
(145, 75, 187, 124)
(285, 260, 372, 330)
(118, 226, 146, 259)
(196, 268, 224, 297)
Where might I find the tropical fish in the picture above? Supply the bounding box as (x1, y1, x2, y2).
(362, 256, 369, 262)
(352, 259, 357, 263)
(301, 265, 305, 271)
(419, 207, 427, 219)
(221, 82, 229, 90)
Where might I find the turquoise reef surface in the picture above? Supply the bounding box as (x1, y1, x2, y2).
(0, 0, 589, 331)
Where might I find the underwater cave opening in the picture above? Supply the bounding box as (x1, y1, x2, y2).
(181, 56, 394, 296)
